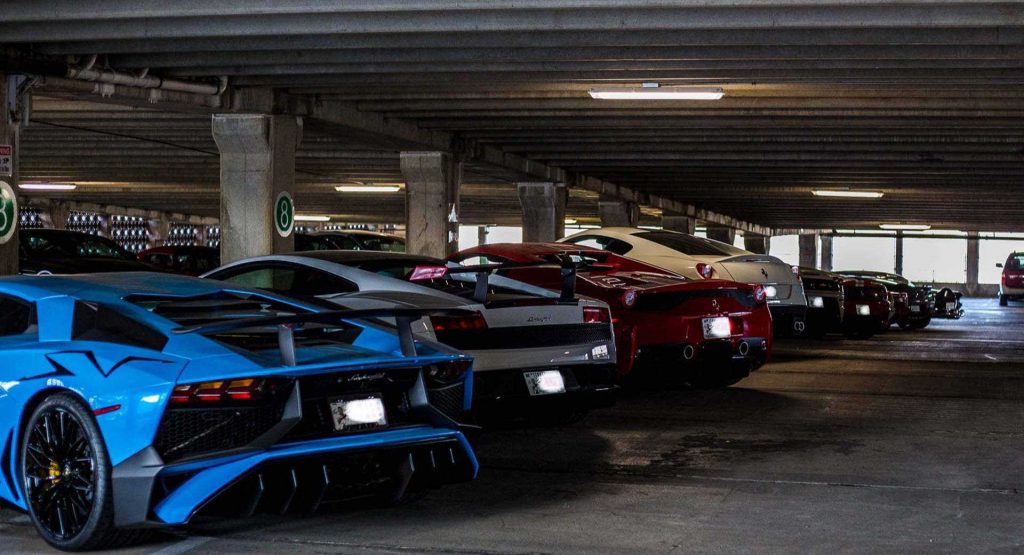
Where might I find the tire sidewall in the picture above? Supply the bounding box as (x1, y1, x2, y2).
(20, 393, 114, 552)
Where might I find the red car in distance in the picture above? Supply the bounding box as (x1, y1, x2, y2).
(452, 243, 773, 388)
(838, 278, 894, 338)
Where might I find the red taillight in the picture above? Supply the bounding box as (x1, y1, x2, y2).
(427, 360, 472, 384)
(1002, 272, 1008, 285)
(171, 378, 276, 404)
(583, 306, 612, 323)
(409, 265, 448, 281)
(753, 285, 767, 304)
(432, 312, 488, 332)
(730, 317, 744, 335)
(695, 263, 715, 279)
(791, 265, 801, 277)
(621, 290, 637, 307)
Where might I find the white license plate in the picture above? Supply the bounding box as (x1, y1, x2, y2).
(946, 302, 956, 311)
(702, 317, 732, 339)
(910, 305, 921, 313)
(524, 370, 566, 396)
(329, 395, 387, 432)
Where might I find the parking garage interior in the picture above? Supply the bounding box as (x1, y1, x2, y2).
(2, 2, 1024, 553)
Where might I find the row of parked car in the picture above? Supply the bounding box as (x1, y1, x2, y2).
(3, 225, 965, 550)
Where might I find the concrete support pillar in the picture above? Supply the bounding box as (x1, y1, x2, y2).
(895, 231, 905, 275)
(707, 227, 736, 245)
(598, 198, 639, 228)
(798, 234, 819, 269)
(966, 231, 980, 296)
(400, 151, 461, 257)
(661, 214, 696, 235)
(0, 74, 21, 275)
(744, 235, 771, 255)
(820, 235, 834, 272)
(517, 182, 567, 242)
(213, 114, 302, 265)
(477, 225, 488, 247)
(49, 200, 70, 231)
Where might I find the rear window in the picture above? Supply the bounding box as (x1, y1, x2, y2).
(636, 231, 745, 256)
(1006, 254, 1024, 270)
(357, 235, 405, 252)
(0, 296, 35, 336)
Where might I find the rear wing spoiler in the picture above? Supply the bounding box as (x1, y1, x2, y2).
(439, 255, 591, 302)
(173, 307, 476, 365)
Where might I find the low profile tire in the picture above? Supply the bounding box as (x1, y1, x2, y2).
(1000, 295, 1009, 307)
(20, 393, 144, 551)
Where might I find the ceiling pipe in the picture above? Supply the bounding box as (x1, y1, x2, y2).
(66, 59, 222, 96)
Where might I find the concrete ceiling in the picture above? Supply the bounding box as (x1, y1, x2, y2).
(5, 1, 1024, 231)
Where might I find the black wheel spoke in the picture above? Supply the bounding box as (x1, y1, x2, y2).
(24, 405, 96, 542)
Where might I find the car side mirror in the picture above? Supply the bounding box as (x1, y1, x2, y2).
(996, 263, 1004, 268)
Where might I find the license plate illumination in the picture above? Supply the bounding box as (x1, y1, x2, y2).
(910, 305, 921, 313)
(703, 317, 732, 339)
(946, 302, 956, 311)
(524, 370, 565, 396)
(330, 395, 387, 432)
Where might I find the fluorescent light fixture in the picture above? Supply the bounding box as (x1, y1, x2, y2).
(589, 86, 724, 100)
(295, 215, 330, 222)
(812, 189, 884, 199)
(335, 185, 402, 193)
(879, 224, 931, 231)
(564, 218, 578, 225)
(19, 183, 77, 191)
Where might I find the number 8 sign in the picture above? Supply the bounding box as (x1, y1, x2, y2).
(0, 181, 17, 245)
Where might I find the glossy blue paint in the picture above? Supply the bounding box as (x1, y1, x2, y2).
(153, 427, 478, 525)
(0, 273, 476, 523)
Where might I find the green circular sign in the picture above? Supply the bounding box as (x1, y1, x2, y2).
(0, 181, 17, 245)
(274, 191, 294, 237)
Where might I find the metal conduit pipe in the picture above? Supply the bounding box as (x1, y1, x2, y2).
(66, 61, 222, 96)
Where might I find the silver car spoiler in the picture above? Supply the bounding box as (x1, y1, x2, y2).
(172, 307, 476, 364)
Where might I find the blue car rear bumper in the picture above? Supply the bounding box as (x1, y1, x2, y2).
(142, 427, 477, 526)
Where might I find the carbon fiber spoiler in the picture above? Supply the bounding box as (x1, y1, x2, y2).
(172, 307, 476, 365)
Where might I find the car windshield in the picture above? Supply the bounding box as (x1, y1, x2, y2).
(1006, 254, 1024, 270)
(348, 259, 558, 299)
(636, 231, 746, 256)
(359, 235, 405, 252)
(22, 232, 132, 260)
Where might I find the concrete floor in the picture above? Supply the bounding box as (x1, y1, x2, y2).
(3, 297, 1023, 554)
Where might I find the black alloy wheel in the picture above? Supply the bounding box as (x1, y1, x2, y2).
(21, 393, 142, 551)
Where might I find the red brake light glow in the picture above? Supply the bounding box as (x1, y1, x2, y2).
(432, 312, 488, 332)
(170, 378, 279, 405)
(409, 265, 448, 281)
(583, 306, 612, 323)
(753, 285, 767, 304)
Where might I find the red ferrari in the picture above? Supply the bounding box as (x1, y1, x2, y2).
(452, 243, 773, 387)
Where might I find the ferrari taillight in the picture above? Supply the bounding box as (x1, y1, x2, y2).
(753, 285, 767, 305)
(583, 306, 612, 323)
(170, 378, 280, 405)
(695, 263, 715, 279)
(432, 312, 488, 332)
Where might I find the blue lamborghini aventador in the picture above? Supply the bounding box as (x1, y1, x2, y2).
(0, 272, 478, 551)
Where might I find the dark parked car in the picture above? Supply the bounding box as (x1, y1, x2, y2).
(839, 278, 895, 338)
(138, 245, 220, 276)
(19, 229, 152, 274)
(296, 230, 406, 252)
(836, 271, 937, 329)
(799, 267, 844, 337)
